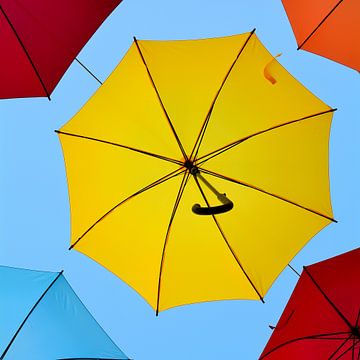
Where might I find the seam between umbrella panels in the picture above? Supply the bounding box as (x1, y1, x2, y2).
(193, 174, 265, 302)
(334, 338, 360, 360)
(55, 130, 183, 166)
(155, 171, 191, 315)
(297, 0, 344, 50)
(196, 108, 337, 166)
(259, 331, 352, 359)
(303, 266, 354, 330)
(190, 28, 256, 161)
(328, 334, 356, 360)
(199, 168, 336, 223)
(133, 37, 188, 161)
(0, 271, 63, 360)
(0, 5, 51, 100)
(55, 130, 183, 167)
(70, 168, 185, 250)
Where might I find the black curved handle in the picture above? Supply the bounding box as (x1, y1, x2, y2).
(192, 194, 233, 215)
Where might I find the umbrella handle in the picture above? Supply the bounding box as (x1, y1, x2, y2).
(192, 171, 233, 215)
(192, 193, 233, 215)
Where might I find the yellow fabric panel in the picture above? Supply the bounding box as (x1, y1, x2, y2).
(60, 44, 182, 161)
(75, 174, 185, 309)
(58, 133, 179, 244)
(136, 33, 252, 155)
(190, 174, 331, 296)
(201, 112, 333, 218)
(197, 34, 332, 158)
(159, 177, 258, 312)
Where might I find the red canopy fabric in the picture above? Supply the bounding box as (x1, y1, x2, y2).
(260, 248, 360, 359)
(0, 0, 122, 99)
(281, 0, 360, 71)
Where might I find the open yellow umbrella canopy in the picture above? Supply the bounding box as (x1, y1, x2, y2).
(57, 30, 336, 314)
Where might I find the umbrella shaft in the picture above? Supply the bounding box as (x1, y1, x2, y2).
(196, 172, 222, 198)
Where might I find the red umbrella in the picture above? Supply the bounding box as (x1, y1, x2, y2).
(260, 247, 360, 359)
(0, 0, 122, 100)
(281, 0, 360, 71)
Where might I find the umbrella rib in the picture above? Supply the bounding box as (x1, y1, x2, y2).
(334, 339, 359, 360)
(190, 28, 256, 161)
(353, 338, 356, 360)
(155, 171, 191, 315)
(70, 168, 185, 250)
(356, 308, 360, 328)
(193, 174, 265, 303)
(0, 271, 63, 360)
(196, 108, 336, 165)
(133, 37, 188, 161)
(303, 266, 354, 330)
(55, 130, 183, 167)
(259, 332, 351, 359)
(328, 334, 354, 360)
(200, 168, 337, 223)
(297, 0, 344, 50)
(0, 6, 51, 100)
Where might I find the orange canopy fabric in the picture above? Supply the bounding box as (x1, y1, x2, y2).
(281, 0, 360, 71)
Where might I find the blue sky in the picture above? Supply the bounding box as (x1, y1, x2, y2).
(1, 0, 359, 359)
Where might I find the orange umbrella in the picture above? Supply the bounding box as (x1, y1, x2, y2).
(281, 0, 360, 71)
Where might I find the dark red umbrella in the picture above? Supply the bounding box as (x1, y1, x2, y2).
(260, 248, 360, 359)
(0, 0, 122, 100)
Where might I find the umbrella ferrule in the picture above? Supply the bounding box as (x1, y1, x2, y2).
(184, 159, 199, 175)
(351, 326, 359, 338)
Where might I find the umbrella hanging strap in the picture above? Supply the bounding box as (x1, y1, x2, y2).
(192, 172, 233, 215)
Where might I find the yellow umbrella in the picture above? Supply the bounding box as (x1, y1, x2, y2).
(57, 30, 336, 314)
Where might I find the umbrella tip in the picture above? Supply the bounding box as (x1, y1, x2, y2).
(269, 325, 276, 330)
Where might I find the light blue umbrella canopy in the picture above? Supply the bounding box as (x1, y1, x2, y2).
(0, 266, 128, 360)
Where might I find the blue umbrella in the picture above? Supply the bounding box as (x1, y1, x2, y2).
(0, 265, 128, 360)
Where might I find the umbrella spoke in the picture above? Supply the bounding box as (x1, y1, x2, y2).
(356, 308, 360, 327)
(190, 29, 256, 161)
(196, 108, 336, 166)
(193, 174, 264, 303)
(260, 332, 353, 359)
(155, 171, 191, 315)
(0, 5, 51, 100)
(133, 37, 188, 161)
(55, 130, 183, 167)
(328, 334, 353, 360)
(353, 338, 356, 360)
(199, 168, 336, 223)
(297, 0, 344, 50)
(303, 267, 354, 331)
(334, 339, 359, 360)
(70, 168, 185, 250)
(1, 271, 63, 359)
